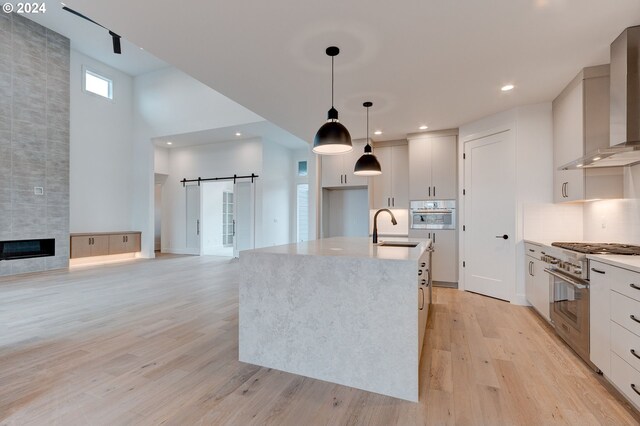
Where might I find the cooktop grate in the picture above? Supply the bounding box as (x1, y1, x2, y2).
(551, 242, 640, 255)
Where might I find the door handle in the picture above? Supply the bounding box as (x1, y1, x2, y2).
(232, 220, 236, 236)
(197, 219, 200, 235)
(496, 234, 509, 240)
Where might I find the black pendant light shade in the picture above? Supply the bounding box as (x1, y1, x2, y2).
(313, 47, 353, 155)
(354, 101, 382, 176)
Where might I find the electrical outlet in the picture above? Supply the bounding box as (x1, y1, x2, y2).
(34, 187, 44, 195)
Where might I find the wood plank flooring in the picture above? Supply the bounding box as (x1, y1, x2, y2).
(0, 255, 638, 425)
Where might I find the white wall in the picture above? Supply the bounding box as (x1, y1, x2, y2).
(70, 50, 134, 232)
(154, 147, 169, 175)
(161, 138, 262, 253)
(261, 139, 293, 247)
(458, 103, 553, 305)
(132, 67, 308, 257)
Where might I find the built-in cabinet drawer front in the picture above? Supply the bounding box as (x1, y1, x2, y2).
(611, 353, 640, 410)
(593, 262, 640, 303)
(610, 291, 640, 338)
(524, 243, 546, 258)
(611, 321, 640, 373)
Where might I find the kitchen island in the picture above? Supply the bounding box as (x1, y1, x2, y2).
(238, 237, 432, 402)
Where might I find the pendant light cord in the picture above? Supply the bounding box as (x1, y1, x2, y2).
(331, 56, 334, 108)
(366, 105, 370, 146)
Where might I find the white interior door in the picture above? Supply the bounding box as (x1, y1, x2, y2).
(463, 130, 515, 301)
(185, 185, 201, 255)
(234, 181, 255, 257)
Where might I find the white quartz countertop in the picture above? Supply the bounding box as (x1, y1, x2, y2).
(587, 255, 640, 274)
(242, 237, 431, 261)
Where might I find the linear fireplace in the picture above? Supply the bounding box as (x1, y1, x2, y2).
(0, 239, 56, 261)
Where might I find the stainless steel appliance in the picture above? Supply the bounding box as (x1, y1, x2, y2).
(545, 242, 640, 368)
(410, 200, 456, 230)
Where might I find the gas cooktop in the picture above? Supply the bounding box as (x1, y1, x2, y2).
(551, 242, 640, 255)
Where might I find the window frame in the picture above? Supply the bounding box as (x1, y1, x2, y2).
(82, 65, 114, 101)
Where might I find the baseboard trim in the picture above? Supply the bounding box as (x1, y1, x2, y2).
(433, 281, 458, 289)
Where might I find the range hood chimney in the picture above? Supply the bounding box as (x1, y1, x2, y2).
(611, 25, 640, 147)
(560, 25, 640, 170)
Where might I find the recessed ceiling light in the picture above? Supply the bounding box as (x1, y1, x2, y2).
(419, 125, 428, 130)
(374, 130, 382, 135)
(576, 163, 583, 168)
(166, 141, 172, 145)
(235, 132, 242, 137)
(501, 84, 515, 92)
(593, 156, 601, 161)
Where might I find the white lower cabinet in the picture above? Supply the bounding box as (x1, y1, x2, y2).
(590, 261, 611, 376)
(525, 255, 550, 321)
(418, 251, 430, 361)
(430, 230, 457, 284)
(589, 259, 640, 409)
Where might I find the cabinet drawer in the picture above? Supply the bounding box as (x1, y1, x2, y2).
(611, 321, 640, 373)
(592, 261, 640, 302)
(524, 243, 544, 257)
(611, 353, 640, 410)
(611, 291, 640, 338)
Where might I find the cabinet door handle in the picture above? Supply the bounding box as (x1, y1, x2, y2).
(632, 384, 640, 397)
(591, 268, 605, 274)
(340, 175, 343, 184)
(631, 349, 640, 360)
(528, 261, 532, 276)
(631, 284, 640, 291)
(631, 315, 640, 324)
(344, 174, 347, 185)
(433, 186, 436, 197)
(419, 287, 424, 310)
(529, 249, 535, 253)
(392, 197, 395, 207)
(428, 187, 431, 197)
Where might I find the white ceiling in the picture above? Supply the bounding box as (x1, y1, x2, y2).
(154, 121, 309, 150)
(61, 1, 640, 142)
(25, 2, 167, 76)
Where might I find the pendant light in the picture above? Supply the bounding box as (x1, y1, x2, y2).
(354, 101, 382, 176)
(313, 46, 353, 155)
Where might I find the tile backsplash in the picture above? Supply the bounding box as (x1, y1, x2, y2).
(523, 203, 583, 241)
(583, 198, 640, 244)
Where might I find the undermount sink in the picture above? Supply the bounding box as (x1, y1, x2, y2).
(378, 241, 420, 248)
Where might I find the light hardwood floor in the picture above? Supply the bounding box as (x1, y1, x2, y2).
(0, 255, 638, 425)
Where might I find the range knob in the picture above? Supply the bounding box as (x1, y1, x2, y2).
(574, 267, 582, 275)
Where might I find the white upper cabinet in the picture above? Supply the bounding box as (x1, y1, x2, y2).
(408, 134, 457, 200)
(553, 65, 623, 202)
(321, 140, 369, 188)
(371, 144, 409, 209)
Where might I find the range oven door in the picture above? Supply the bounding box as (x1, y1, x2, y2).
(546, 268, 590, 364)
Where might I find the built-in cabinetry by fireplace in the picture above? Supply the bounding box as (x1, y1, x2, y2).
(70, 232, 141, 259)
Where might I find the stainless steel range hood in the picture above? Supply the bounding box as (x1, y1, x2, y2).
(560, 25, 640, 170)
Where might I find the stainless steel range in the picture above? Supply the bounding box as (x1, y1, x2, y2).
(544, 242, 640, 369)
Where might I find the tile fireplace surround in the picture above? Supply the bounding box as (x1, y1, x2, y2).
(0, 13, 70, 276)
